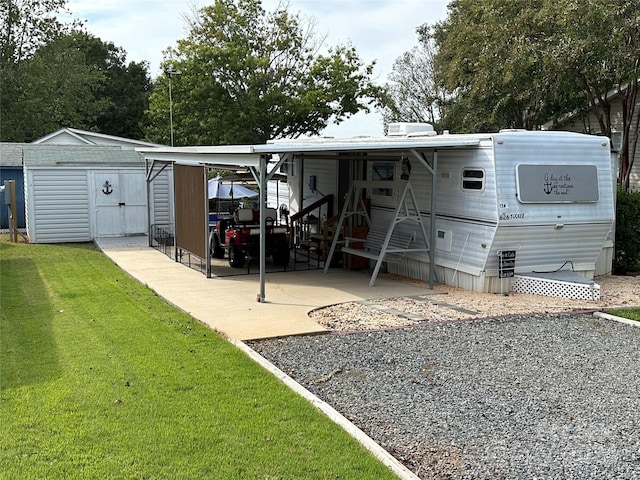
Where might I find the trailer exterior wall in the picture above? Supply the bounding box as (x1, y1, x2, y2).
(369, 139, 499, 284)
(370, 131, 614, 292)
(487, 132, 614, 279)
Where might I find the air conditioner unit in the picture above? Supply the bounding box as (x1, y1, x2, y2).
(387, 122, 436, 137)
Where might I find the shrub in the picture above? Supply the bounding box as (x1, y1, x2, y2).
(614, 186, 640, 274)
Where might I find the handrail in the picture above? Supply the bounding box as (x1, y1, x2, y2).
(290, 194, 334, 222)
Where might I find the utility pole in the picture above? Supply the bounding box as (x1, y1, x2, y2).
(165, 68, 182, 146)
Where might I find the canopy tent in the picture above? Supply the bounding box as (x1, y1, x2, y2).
(207, 176, 258, 200)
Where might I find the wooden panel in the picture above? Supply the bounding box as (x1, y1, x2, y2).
(174, 164, 206, 258)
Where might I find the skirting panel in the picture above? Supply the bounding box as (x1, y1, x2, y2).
(512, 274, 600, 301)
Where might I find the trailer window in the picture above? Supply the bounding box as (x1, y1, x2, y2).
(372, 161, 394, 196)
(462, 168, 485, 192)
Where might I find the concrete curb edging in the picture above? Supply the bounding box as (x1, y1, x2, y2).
(594, 311, 640, 328)
(231, 339, 420, 480)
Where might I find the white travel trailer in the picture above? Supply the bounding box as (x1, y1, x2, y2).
(279, 126, 615, 297)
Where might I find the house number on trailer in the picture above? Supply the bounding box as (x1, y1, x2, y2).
(102, 180, 113, 195)
(500, 212, 525, 221)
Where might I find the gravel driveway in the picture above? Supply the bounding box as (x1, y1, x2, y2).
(249, 313, 640, 479)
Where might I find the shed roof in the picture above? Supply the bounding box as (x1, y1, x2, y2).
(34, 127, 163, 150)
(22, 144, 144, 167)
(0, 143, 30, 166)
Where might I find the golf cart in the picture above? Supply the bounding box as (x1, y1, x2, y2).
(209, 207, 291, 268)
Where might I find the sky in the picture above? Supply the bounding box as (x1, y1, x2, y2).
(64, 0, 450, 138)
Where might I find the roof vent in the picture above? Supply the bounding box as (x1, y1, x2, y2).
(387, 122, 436, 137)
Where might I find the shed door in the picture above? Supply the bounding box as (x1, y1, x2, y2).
(94, 171, 147, 237)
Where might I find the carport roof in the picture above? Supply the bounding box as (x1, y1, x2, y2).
(135, 134, 484, 166)
(259, 134, 483, 154)
(136, 145, 264, 167)
(136, 133, 487, 300)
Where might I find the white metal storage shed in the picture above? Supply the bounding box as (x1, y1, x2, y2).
(23, 129, 168, 244)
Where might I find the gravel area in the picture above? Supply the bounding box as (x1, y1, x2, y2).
(248, 276, 640, 479)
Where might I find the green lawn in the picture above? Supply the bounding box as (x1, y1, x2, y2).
(0, 240, 398, 479)
(604, 307, 640, 321)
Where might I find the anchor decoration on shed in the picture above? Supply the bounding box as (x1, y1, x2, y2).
(102, 180, 113, 195)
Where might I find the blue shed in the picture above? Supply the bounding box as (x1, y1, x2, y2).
(0, 143, 26, 229)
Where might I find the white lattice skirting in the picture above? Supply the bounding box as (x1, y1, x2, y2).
(512, 274, 601, 301)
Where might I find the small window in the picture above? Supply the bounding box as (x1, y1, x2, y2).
(280, 160, 296, 176)
(372, 161, 394, 196)
(461, 168, 485, 192)
(611, 131, 623, 152)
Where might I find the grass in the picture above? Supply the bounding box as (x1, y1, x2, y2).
(0, 240, 398, 479)
(604, 307, 640, 322)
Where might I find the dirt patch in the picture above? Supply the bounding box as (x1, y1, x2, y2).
(309, 274, 640, 331)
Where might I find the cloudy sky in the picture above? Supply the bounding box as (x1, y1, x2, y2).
(65, 0, 450, 138)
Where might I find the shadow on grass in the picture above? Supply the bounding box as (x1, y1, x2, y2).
(0, 257, 60, 390)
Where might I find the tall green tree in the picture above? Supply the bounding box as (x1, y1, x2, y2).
(68, 32, 152, 139)
(381, 25, 446, 129)
(145, 0, 381, 146)
(1, 0, 72, 141)
(432, 0, 578, 132)
(2, 32, 106, 141)
(1, 0, 151, 142)
(431, 0, 639, 186)
(545, 0, 639, 189)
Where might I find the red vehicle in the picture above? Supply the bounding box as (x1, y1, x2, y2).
(209, 207, 290, 268)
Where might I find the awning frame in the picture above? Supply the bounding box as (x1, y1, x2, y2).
(138, 136, 483, 302)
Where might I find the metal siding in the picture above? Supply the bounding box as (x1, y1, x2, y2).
(377, 133, 614, 290)
(0, 166, 26, 228)
(370, 207, 495, 277)
(488, 223, 611, 276)
(30, 169, 91, 243)
(488, 132, 615, 279)
(403, 147, 498, 221)
(370, 144, 499, 280)
(302, 158, 338, 207)
(493, 132, 614, 224)
(152, 169, 172, 227)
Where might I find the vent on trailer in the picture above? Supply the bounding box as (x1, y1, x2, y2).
(387, 122, 436, 137)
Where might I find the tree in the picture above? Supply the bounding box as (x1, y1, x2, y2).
(69, 32, 152, 139)
(0, 0, 71, 64)
(1, 0, 73, 141)
(432, 0, 580, 132)
(144, 0, 381, 146)
(381, 25, 446, 129)
(1, 10, 151, 142)
(431, 0, 639, 187)
(545, 0, 639, 189)
(2, 32, 106, 141)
